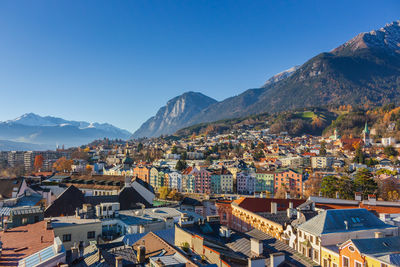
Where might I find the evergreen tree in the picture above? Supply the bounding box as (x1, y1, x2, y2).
(354, 168, 378, 198)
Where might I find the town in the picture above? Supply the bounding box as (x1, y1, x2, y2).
(0, 120, 399, 267)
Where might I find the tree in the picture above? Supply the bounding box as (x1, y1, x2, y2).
(337, 176, 355, 200)
(354, 168, 378, 199)
(171, 146, 178, 154)
(53, 157, 73, 172)
(137, 143, 143, 152)
(384, 146, 398, 157)
(175, 160, 188, 171)
(33, 155, 44, 172)
(353, 145, 365, 164)
(158, 186, 169, 199)
(320, 175, 339, 198)
(319, 141, 327, 156)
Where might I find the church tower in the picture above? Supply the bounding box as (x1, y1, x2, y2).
(363, 122, 371, 146)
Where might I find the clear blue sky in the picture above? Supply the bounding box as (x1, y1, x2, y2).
(0, 0, 398, 132)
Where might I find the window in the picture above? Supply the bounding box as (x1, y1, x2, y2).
(310, 236, 314, 243)
(342, 256, 349, 267)
(323, 258, 329, 267)
(63, 234, 72, 242)
(34, 216, 39, 223)
(314, 250, 319, 261)
(87, 231, 96, 239)
(22, 218, 28, 225)
(355, 262, 362, 267)
(381, 264, 388, 267)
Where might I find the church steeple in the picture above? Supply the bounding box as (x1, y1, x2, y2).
(363, 121, 371, 146)
(363, 121, 370, 134)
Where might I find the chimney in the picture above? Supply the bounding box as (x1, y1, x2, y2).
(45, 220, 52, 230)
(368, 194, 376, 205)
(375, 232, 384, 238)
(355, 192, 362, 201)
(136, 245, 146, 263)
(71, 246, 79, 262)
(115, 256, 123, 267)
(271, 202, 277, 214)
(285, 192, 290, 199)
(335, 191, 340, 199)
(270, 252, 285, 267)
(250, 238, 263, 256)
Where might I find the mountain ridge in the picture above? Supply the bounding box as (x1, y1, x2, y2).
(0, 113, 131, 150)
(132, 20, 400, 138)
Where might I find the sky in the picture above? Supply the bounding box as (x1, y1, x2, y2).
(0, 0, 399, 133)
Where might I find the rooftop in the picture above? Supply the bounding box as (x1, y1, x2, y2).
(51, 216, 101, 228)
(298, 208, 396, 236)
(0, 221, 54, 266)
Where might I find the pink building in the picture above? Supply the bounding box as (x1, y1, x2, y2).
(192, 167, 211, 194)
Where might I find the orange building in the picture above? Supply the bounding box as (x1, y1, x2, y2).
(133, 165, 150, 183)
(274, 169, 303, 196)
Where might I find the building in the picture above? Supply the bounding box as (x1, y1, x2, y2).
(168, 171, 183, 191)
(339, 236, 400, 267)
(236, 171, 255, 195)
(274, 169, 304, 197)
(297, 208, 398, 266)
(192, 167, 211, 194)
(133, 165, 151, 183)
(0, 221, 66, 266)
(51, 216, 102, 250)
(255, 169, 274, 195)
(311, 156, 334, 169)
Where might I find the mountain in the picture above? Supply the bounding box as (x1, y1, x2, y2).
(0, 113, 131, 150)
(133, 21, 400, 138)
(263, 65, 300, 86)
(132, 92, 217, 138)
(183, 20, 400, 126)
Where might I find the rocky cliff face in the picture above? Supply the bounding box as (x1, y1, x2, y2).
(132, 92, 217, 138)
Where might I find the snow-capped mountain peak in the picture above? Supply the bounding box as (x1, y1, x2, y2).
(263, 65, 300, 86)
(332, 20, 400, 54)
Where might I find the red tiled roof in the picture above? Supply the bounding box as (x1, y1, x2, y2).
(233, 197, 305, 213)
(0, 221, 54, 266)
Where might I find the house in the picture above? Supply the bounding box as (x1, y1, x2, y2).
(51, 216, 102, 250)
(339, 236, 400, 267)
(297, 208, 399, 266)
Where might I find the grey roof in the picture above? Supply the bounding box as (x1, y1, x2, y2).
(298, 208, 395, 236)
(351, 236, 400, 255)
(376, 253, 400, 266)
(245, 229, 316, 267)
(257, 211, 293, 226)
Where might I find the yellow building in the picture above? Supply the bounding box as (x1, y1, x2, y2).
(321, 246, 339, 267)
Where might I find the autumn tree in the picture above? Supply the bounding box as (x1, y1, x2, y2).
(158, 186, 169, 199)
(34, 155, 44, 172)
(53, 157, 73, 172)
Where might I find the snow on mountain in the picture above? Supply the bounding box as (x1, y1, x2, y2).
(333, 20, 400, 54)
(0, 113, 131, 149)
(263, 65, 301, 86)
(4, 113, 130, 135)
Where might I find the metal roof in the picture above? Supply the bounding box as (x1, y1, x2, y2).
(298, 208, 395, 236)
